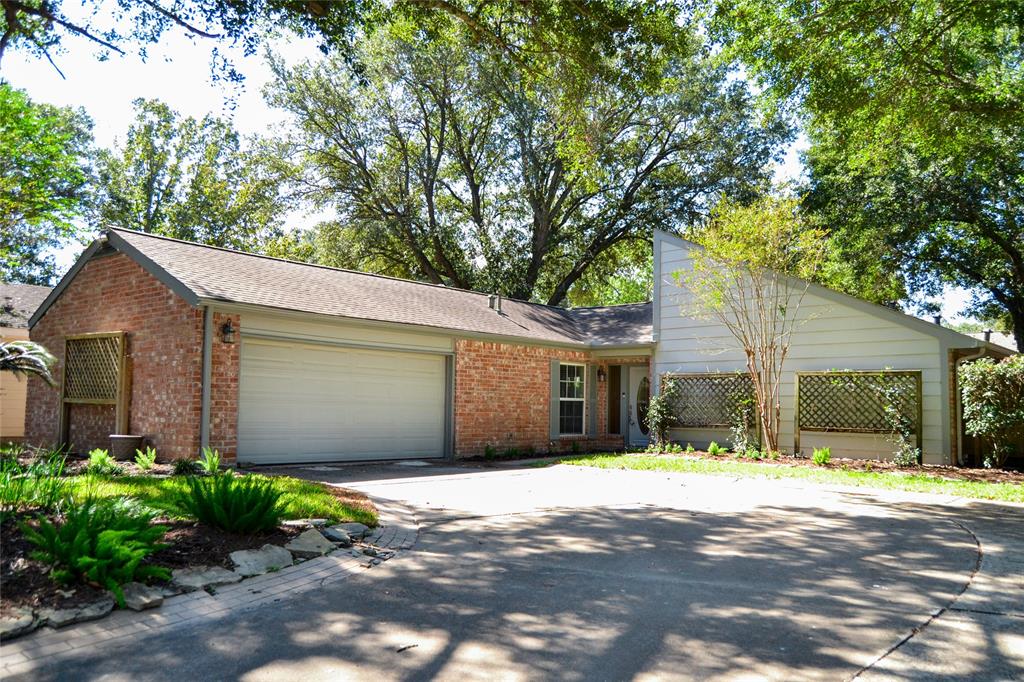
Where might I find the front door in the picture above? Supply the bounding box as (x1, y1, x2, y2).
(627, 365, 650, 447)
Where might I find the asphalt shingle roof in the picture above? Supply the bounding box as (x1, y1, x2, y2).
(1, 282, 52, 329)
(107, 229, 653, 347)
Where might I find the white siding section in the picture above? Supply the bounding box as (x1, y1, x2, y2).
(654, 236, 951, 464)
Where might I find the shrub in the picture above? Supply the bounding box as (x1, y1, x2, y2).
(570, 440, 581, 455)
(0, 451, 68, 520)
(707, 441, 724, 456)
(134, 447, 157, 471)
(645, 377, 680, 448)
(86, 448, 121, 476)
(960, 355, 1024, 468)
(812, 447, 831, 466)
(198, 447, 221, 474)
(20, 498, 169, 607)
(174, 471, 286, 533)
(745, 449, 765, 460)
(767, 450, 780, 461)
(172, 457, 199, 476)
(892, 446, 920, 468)
(685, 443, 695, 453)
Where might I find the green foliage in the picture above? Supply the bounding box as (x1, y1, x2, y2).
(0, 449, 68, 520)
(713, 1, 1024, 347)
(645, 378, 680, 448)
(685, 443, 695, 453)
(198, 447, 221, 474)
(134, 447, 157, 471)
(86, 449, 121, 476)
(570, 440, 582, 455)
(812, 447, 831, 466)
(0, 341, 57, 385)
(174, 471, 286, 534)
(961, 356, 1024, 469)
(483, 444, 497, 460)
(19, 498, 169, 607)
(171, 458, 199, 476)
(93, 99, 290, 251)
(0, 84, 93, 284)
(729, 397, 756, 455)
(266, 18, 784, 304)
(707, 441, 725, 456)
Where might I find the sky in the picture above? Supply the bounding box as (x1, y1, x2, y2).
(3, 16, 976, 323)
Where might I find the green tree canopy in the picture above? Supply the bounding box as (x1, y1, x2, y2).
(0, 83, 92, 284)
(92, 98, 291, 251)
(266, 18, 786, 305)
(711, 0, 1024, 348)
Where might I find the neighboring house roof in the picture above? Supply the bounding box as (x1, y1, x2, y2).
(967, 331, 1018, 353)
(652, 230, 1010, 354)
(1, 282, 53, 329)
(31, 228, 655, 348)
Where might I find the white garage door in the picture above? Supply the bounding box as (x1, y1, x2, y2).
(238, 338, 447, 464)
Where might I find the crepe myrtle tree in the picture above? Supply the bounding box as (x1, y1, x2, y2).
(674, 195, 827, 453)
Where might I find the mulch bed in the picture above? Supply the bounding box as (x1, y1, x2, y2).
(642, 450, 1024, 485)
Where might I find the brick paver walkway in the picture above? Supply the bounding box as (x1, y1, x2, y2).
(0, 498, 418, 678)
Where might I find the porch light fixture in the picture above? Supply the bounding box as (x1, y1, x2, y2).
(597, 367, 606, 382)
(221, 320, 236, 344)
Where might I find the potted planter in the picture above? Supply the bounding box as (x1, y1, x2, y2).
(109, 434, 144, 461)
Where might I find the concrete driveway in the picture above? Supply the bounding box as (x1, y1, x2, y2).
(7, 462, 1023, 681)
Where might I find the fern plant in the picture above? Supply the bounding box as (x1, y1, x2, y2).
(812, 447, 831, 466)
(174, 472, 286, 534)
(20, 498, 169, 607)
(86, 449, 121, 475)
(134, 447, 158, 471)
(198, 447, 221, 474)
(707, 441, 724, 456)
(172, 457, 199, 476)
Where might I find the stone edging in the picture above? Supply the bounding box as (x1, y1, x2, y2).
(0, 498, 419, 677)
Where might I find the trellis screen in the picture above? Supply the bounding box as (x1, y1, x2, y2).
(64, 335, 122, 402)
(662, 373, 755, 428)
(794, 370, 922, 453)
(59, 332, 129, 441)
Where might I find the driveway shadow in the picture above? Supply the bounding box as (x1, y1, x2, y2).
(15, 491, 1011, 682)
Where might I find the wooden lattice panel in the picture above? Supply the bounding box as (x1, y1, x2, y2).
(64, 335, 122, 402)
(663, 373, 754, 428)
(796, 371, 920, 433)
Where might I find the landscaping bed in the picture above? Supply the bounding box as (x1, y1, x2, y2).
(553, 451, 1024, 503)
(0, 446, 381, 639)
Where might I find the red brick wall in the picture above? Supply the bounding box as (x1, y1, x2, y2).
(453, 339, 635, 457)
(66, 404, 115, 453)
(209, 312, 240, 459)
(26, 252, 204, 460)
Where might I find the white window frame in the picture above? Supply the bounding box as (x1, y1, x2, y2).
(558, 362, 586, 436)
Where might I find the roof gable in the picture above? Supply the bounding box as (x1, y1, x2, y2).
(32, 229, 654, 348)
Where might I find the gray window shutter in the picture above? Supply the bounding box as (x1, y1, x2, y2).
(587, 365, 597, 436)
(549, 360, 560, 439)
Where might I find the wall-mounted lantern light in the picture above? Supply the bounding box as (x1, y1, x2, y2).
(597, 367, 607, 382)
(221, 320, 236, 344)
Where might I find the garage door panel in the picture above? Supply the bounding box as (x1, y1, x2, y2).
(238, 338, 446, 464)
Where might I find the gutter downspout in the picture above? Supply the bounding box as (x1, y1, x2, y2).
(954, 345, 987, 466)
(200, 305, 213, 453)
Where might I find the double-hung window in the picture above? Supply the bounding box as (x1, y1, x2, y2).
(559, 363, 585, 435)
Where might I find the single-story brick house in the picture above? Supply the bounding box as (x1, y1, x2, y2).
(25, 229, 1010, 465)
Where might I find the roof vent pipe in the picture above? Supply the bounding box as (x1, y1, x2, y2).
(932, 315, 942, 326)
(488, 294, 497, 310)
(984, 329, 992, 342)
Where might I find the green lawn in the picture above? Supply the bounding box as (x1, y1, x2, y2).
(66, 474, 378, 526)
(553, 454, 1024, 504)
